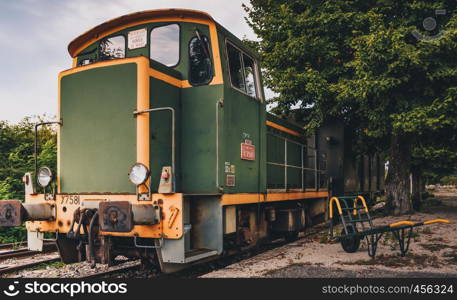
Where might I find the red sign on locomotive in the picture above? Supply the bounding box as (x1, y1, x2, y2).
(241, 140, 255, 161)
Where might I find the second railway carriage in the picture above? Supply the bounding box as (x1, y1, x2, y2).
(0, 9, 383, 273)
(316, 119, 385, 201)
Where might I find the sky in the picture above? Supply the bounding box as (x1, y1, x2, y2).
(0, 0, 263, 123)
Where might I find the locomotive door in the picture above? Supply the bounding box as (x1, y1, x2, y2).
(223, 41, 266, 194)
(148, 78, 181, 193)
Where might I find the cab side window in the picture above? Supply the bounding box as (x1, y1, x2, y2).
(150, 24, 180, 67)
(242, 54, 257, 97)
(78, 58, 93, 66)
(226, 42, 259, 99)
(99, 35, 125, 61)
(227, 43, 244, 90)
(188, 33, 213, 86)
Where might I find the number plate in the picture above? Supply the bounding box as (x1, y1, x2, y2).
(241, 142, 255, 161)
(61, 195, 81, 206)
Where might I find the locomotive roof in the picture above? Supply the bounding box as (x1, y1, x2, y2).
(267, 113, 306, 135)
(67, 8, 216, 58)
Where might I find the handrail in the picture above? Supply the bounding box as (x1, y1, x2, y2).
(215, 99, 223, 189)
(133, 235, 163, 249)
(134, 107, 176, 182)
(329, 197, 343, 218)
(353, 195, 369, 215)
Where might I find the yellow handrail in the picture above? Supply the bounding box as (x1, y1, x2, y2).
(329, 197, 343, 218)
(353, 195, 369, 215)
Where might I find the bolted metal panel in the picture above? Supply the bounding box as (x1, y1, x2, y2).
(27, 231, 44, 252)
(132, 204, 160, 225)
(60, 64, 137, 193)
(99, 201, 133, 233)
(189, 196, 223, 253)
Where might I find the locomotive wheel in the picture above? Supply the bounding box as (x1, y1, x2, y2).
(285, 231, 299, 242)
(340, 225, 360, 253)
(56, 234, 83, 264)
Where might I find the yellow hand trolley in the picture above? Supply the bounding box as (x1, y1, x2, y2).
(328, 196, 450, 257)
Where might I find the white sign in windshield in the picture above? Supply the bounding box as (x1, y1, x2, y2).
(128, 28, 147, 50)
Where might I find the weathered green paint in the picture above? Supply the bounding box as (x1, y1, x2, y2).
(67, 17, 315, 196)
(180, 85, 223, 193)
(72, 20, 222, 195)
(267, 134, 285, 189)
(287, 141, 303, 189)
(60, 64, 137, 193)
(217, 27, 267, 194)
(149, 77, 181, 192)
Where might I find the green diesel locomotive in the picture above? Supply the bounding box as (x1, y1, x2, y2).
(0, 9, 383, 273)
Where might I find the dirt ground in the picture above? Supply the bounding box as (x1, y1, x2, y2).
(202, 189, 457, 278)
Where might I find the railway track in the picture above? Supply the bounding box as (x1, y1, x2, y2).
(82, 225, 328, 279)
(79, 263, 142, 279)
(0, 242, 57, 260)
(0, 257, 60, 275)
(0, 241, 59, 276)
(0, 241, 27, 250)
(0, 224, 327, 278)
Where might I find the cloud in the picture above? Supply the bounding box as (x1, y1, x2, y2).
(0, 0, 257, 123)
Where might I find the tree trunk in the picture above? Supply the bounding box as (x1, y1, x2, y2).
(385, 134, 413, 215)
(411, 165, 422, 211)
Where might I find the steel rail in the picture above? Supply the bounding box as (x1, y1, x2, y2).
(78, 263, 141, 279)
(0, 257, 60, 275)
(0, 243, 57, 260)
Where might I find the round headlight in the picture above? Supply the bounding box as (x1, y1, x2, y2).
(128, 163, 150, 185)
(37, 167, 53, 187)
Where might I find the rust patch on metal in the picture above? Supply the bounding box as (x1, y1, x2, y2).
(99, 201, 133, 232)
(0, 200, 23, 227)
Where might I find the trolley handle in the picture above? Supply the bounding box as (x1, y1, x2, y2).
(389, 221, 414, 228)
(423, 219, 450, 225)
(328, 197, 343, 218)
(352, 195, 369, 216)
(389, 219, 450, 228)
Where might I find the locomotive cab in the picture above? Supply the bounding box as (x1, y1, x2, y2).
(0, 9, 331, 273)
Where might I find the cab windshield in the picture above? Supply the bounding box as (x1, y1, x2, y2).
(99, 35, 126, 60)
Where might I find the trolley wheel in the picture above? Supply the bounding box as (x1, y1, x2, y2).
(340, 226, 360, 253)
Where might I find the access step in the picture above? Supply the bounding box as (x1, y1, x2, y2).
(184, 248, 218, 263)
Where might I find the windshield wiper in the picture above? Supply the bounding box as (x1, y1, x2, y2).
(195, 29, 211, 59)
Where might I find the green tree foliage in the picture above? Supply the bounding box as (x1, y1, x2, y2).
(0, 116, 57, 242)
(441, 174, 457, 185)
(245, 0, 457, 214)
